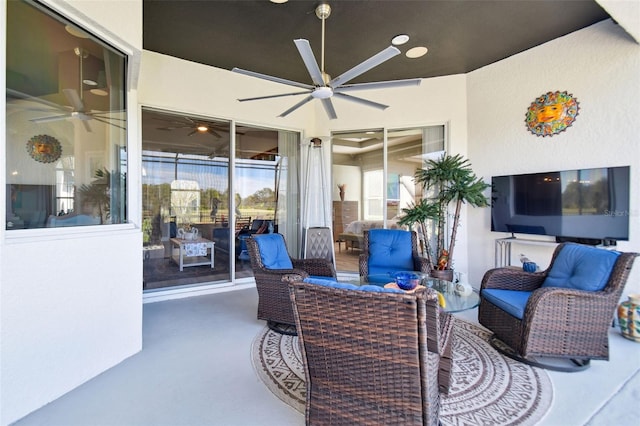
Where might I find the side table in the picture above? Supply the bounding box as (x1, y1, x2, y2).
(170, 237, 215, 271)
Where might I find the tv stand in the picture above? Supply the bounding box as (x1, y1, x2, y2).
(495, 237, 558, 268)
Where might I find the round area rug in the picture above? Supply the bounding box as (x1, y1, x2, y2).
(251, 318, 553, 426)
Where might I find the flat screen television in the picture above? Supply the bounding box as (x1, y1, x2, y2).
(491, 166, 630, 243)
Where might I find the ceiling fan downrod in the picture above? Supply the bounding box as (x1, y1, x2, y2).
(315, 2, 331, 84)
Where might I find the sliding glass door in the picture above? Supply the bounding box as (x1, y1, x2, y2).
(331, 125, 446, 273)
(141, 108, 300, 290)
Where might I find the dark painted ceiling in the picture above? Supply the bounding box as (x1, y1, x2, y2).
(143, 0, 611, 84)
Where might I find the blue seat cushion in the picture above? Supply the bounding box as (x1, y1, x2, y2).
(542, 243, 620, 292)
(303, 277, 403, 294)
(482, 289, 532, 319)
(367, 229, 414, 276)
(253, 234, 293, 270)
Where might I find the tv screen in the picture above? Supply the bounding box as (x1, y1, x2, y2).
(491, 166, 630, 242)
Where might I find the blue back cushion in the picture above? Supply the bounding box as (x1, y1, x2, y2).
(368, 229, 414, 276)
(482, 289, 532, 319)
(542, 243, 620, 292)
(254, 234, 293, 269)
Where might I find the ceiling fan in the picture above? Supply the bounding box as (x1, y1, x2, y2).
(30, 47, 125, 132)
(232, 2, 421, 120)
(155, 116, 225, 138)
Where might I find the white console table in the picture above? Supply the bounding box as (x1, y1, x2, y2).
(495, 237, 558, 267)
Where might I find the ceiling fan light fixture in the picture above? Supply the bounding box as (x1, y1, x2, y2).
(406, 46, 428, 58)
(197, 125, 209, 132)
(391, 34, 410, 46)
(312, 86, 333, 99)
(83, 79, 98, 86)
(269, 0, 288, 3)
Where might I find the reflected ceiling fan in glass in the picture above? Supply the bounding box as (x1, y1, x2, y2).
(232, 1, 421, 119)
(28, 47, 125, 132)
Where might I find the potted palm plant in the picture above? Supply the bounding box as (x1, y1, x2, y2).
(398, 153, 491, 281)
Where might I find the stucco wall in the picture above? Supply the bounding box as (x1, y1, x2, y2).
(0, 1, 143, 424)
(466, 19, 640, 294)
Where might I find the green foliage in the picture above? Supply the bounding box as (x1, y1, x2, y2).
(399, 153, 491, 270)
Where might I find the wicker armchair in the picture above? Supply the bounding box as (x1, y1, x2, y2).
(479, 242, 638, 372)
(359, 229, 429, 283)
(289, 281, 453, 425)
(246, 233, 336, 334)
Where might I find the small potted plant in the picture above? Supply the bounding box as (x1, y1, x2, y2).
(398, 153, 491, 281)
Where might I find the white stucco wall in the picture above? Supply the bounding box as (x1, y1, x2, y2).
(466, 19, 640, 295)
(0, 1, 143, 425)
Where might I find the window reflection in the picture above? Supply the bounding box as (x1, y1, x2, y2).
(6, 0, 127, 229)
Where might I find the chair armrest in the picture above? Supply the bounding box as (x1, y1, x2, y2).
(256, 267, 308, 279)
(525, 286, 616, 323)
(480, 267, 546, 292)
(292, 258, 337, 278)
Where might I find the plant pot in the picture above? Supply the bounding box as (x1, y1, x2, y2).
(430, 269, 454, 282)
(618, 294, 640, 342)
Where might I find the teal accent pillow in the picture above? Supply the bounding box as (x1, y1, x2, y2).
(542, 244, 620, 292)
(482, 289, 532, 319)
(368, 229, 414, 276)
(254, 234, 293, 270)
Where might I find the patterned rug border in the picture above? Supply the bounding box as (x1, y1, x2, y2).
(251, 318, 553, 426)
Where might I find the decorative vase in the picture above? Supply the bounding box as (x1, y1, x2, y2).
(430, 269, 454, 282)
(618, 294, 640, 342)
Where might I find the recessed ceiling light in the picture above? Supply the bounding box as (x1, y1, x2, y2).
(391, 34, 410, 46)
(90, 88, 109, 96)
(65, 24, 89, 38)
(270, 0, 288, 3)
(406, 46, 428, 58)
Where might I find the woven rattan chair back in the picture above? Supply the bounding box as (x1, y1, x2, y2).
(289, 282, 450, 425)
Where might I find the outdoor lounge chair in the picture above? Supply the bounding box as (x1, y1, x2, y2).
(246, 233, 336, 334)
(359, 229, 429, 283)
(479, 242, 638, 371)
(289, 279, 453, 425)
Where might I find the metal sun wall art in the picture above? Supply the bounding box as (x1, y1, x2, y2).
(26, 134, 62, 163)
(525, 91, 579, 137)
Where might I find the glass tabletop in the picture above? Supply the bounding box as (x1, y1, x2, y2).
(354, 273, 479, 313)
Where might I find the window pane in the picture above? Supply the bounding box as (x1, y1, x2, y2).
(6, 0, 127, 230)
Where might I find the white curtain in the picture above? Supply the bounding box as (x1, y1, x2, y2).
(277, 131, 301, 256)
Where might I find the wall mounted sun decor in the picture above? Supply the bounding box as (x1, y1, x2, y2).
(26, 134, 62, 163)
(525, 91, 579, 137)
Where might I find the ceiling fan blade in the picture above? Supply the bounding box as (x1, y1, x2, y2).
(187, 129, 197, 136)
(30, 113, 71, 123)
(90, 116, 125, 130)
(294, 39, 325, 86)
(208, 129, 222, 138)
(333, 92, 389, 110)
(62, 88, 85, 112)
(335, 78, 422, 92)
(232, 67, 314, 90)
(278, 95, 315, 118)
(329, 46, 400, 88)
(80, 120, 92, 133)
(320, 98, 337, 120)
(238, 90, 312, 102)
